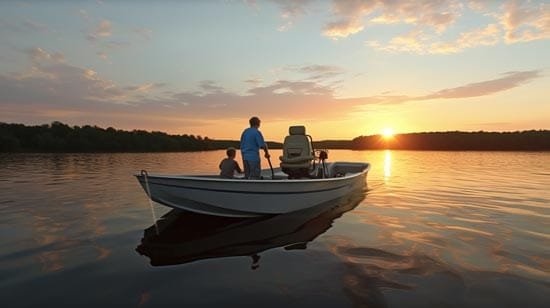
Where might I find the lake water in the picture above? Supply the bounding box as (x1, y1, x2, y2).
(0, 150, 548, 307)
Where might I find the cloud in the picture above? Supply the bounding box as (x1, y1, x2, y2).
(269, 0, 313, 31)
(451, 23, 500, 49)
(323, 18, 365, 38)
(124, 83, 166, 93)
(297, 64, 341, 74)
(499, 0, 550, 43)
(87, 19, 112, 41)
(323, 0, 377, 38)
(247, 79, 333, 96)
(0, 48, 152, 109)
(420, 70, 541, 99)
(327, 0, 548, 53)
(367, 29, 430, 54)
(198, 80, 227, 94)
(369, 23, 501, 54)
(243, 77, 263, 86)
(26, 47, 65, 63)
(467, 0, 490, 12)
(323, 0, 463, 39)
(335, 70, 543, 107)
(368, 0, 462, 33)
(279, 64, 346, 83)
(342, 70, 542, 106)
(245, 0, 312, 31)
(1, 54, 351, 122)
(130, 70, 543, 119)
(0, 49, 543, 126)
(95, 19, 112, 37)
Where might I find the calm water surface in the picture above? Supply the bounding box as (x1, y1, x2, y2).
(0, 150, 549, 307)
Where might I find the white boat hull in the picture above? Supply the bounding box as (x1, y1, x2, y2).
(136, 162, 370, 217)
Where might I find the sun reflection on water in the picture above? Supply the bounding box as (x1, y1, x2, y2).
(384, 150, 392, 180)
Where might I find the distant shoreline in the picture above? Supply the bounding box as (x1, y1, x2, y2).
(1, 122, 550, 152)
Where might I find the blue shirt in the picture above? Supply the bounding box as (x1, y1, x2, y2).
(240, 127, 265, 161)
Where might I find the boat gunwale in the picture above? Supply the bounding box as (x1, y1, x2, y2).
(135, 163, 370, 184)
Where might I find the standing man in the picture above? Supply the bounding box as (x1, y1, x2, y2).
(240, 116, 270, 179)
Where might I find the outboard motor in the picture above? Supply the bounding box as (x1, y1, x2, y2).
(318, 150, 328, 178)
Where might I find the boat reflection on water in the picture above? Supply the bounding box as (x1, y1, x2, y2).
(136, 191, 366, 267)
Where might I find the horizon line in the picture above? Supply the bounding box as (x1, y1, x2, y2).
(2, 121, 549, 142)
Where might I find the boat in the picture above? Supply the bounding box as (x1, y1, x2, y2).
(136, 162, 369, 217)
(136, 191, 365, 266)
(135, 125, 370, 217)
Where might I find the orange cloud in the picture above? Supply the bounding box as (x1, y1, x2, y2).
(0, 49, 543, 130)
(421, 70, 542, 99)
(323, 18, 365, 39)
(328, 1, 548, 53)
(323, 0, 463, 39)
(323, 0, 377, 39)
(499, 0, 550, 43)
(369, 24, 501, 54)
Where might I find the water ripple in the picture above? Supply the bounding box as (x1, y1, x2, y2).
(0, 151, 549, 307)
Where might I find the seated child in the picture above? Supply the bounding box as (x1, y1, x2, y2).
(219, 147, 243, 178)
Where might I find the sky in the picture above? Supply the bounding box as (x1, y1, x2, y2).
(0, 0, 549, 140)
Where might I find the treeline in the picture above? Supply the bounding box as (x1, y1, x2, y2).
(0, 122, 212, 152)
(352, 131, 550, 151)
(1, 122, 549, 152)
(313, 140, 353, 149)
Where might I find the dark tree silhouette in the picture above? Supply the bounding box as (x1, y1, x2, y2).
(1, 122, 549, 152)
(351, 131, 550, 151)
(0, 122, 213, 152)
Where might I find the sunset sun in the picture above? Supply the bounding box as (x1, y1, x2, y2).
(382, 128, 395, 139)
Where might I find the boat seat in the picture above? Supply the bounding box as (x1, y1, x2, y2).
(280, 126, 315, 178)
